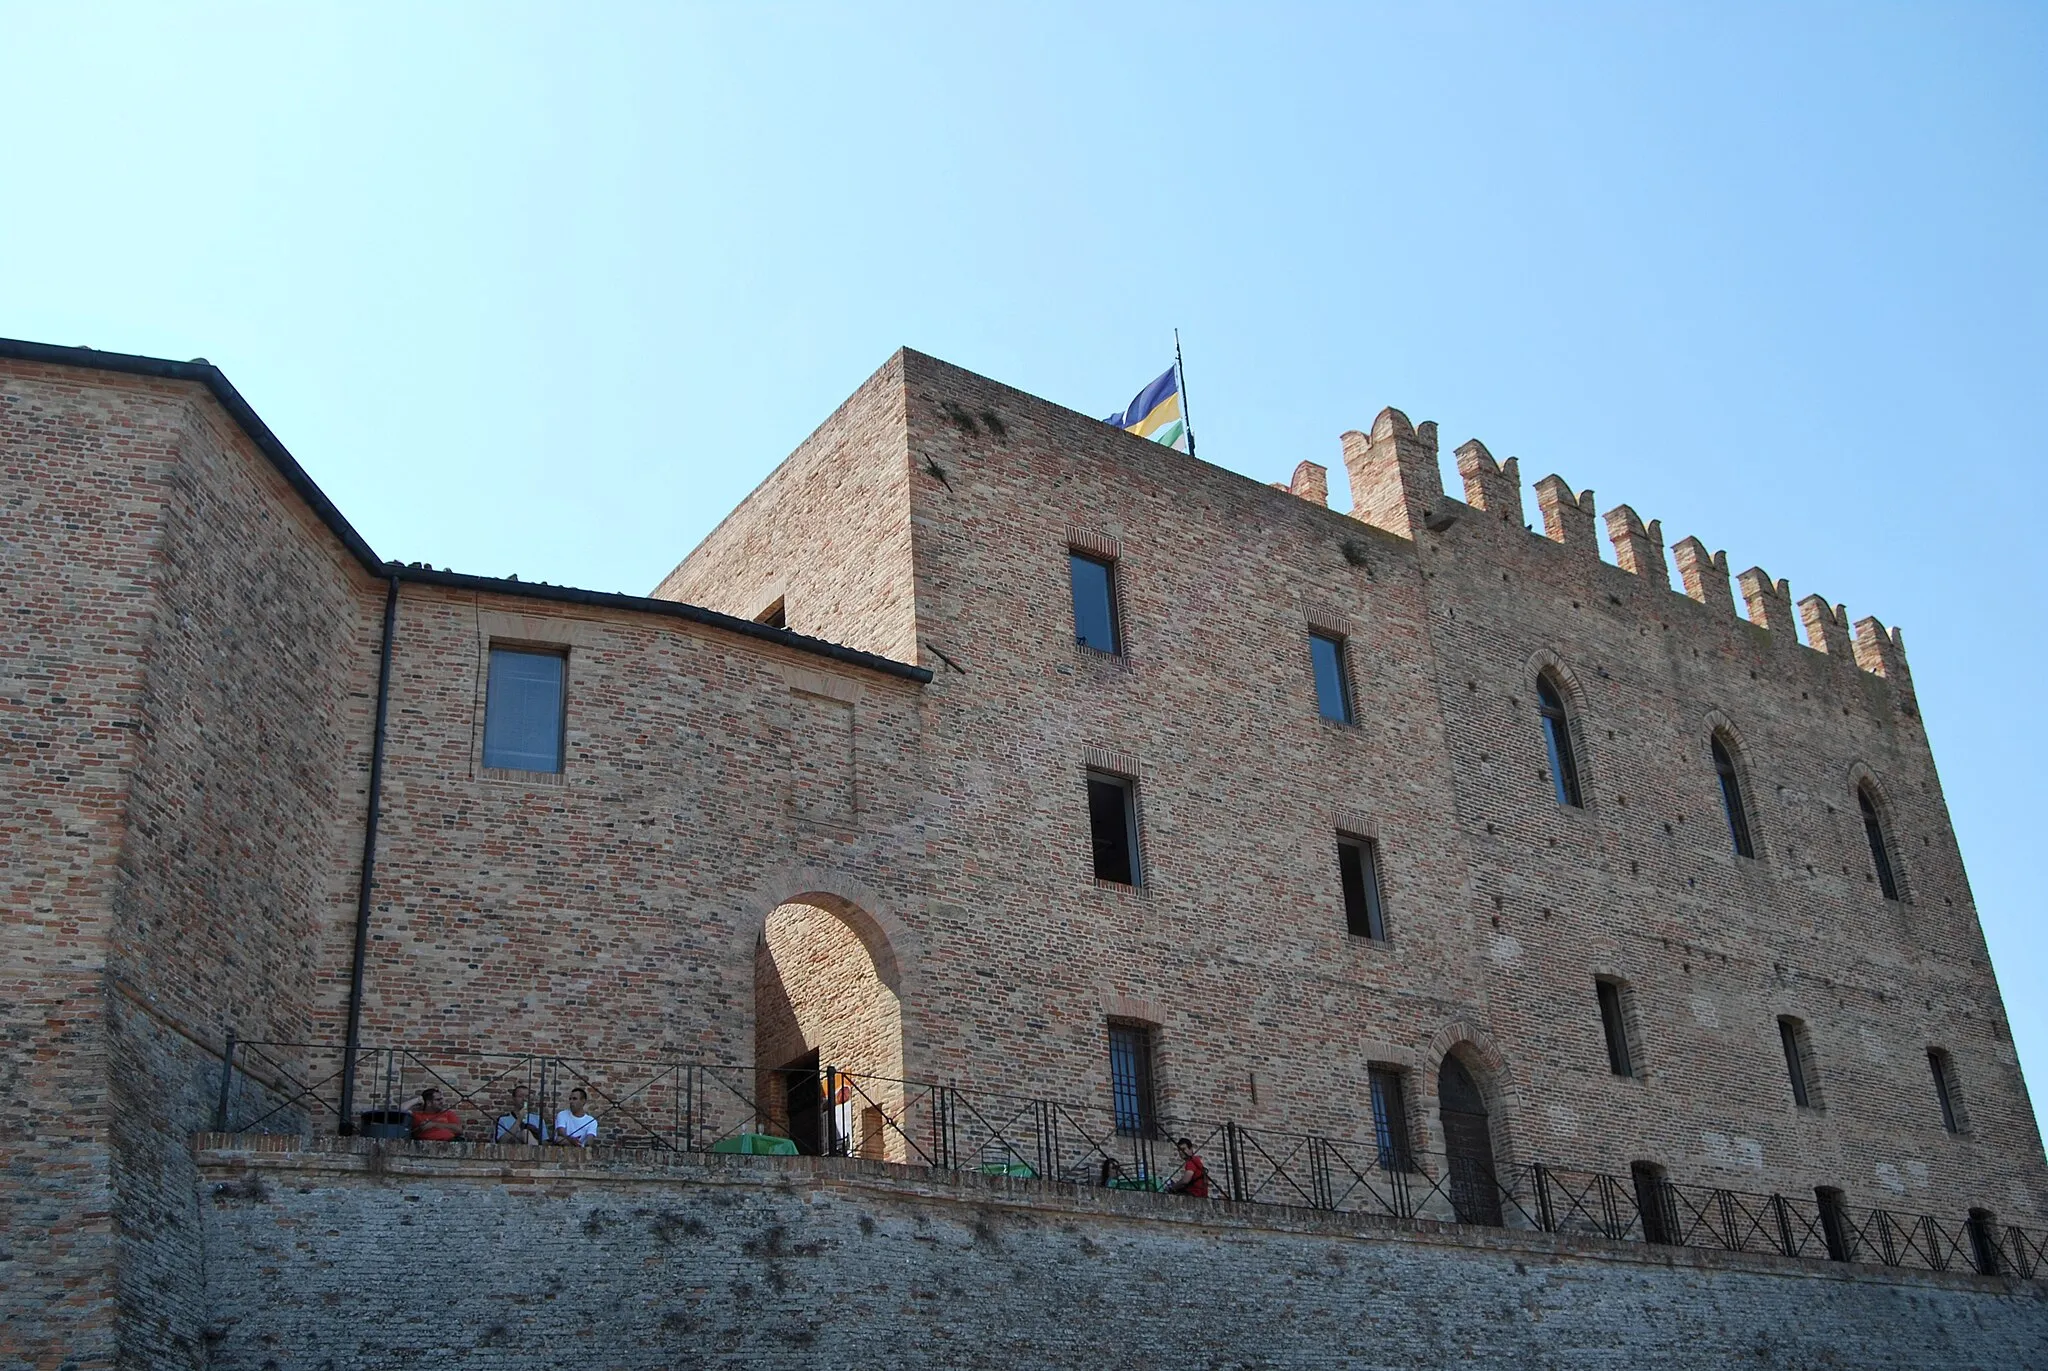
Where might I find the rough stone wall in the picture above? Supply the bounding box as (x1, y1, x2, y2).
(191, 1138, 2048, 1369)
(332, 584, 931, 1141)
(651, 354, 917, 663)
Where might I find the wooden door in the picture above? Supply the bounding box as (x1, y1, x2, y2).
(1438, 1054, 1502, 1226)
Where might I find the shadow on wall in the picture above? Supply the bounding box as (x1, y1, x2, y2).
(753, 895, 905, 1161)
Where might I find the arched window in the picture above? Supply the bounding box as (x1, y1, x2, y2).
(1712, 733, 1755, 858)
(1536, 673, 1582, 807)
(1857, 783, 1900, 901)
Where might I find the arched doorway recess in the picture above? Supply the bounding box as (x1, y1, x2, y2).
(753, 894, 905, 1160)
(1438, 1052, 1503, 1226)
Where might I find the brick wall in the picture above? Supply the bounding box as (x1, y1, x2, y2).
(191, 1137, 2048, 1368)
(651, 354, 917, 663)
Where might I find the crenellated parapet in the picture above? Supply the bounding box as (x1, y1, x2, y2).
(1287, 410, 1914, 700)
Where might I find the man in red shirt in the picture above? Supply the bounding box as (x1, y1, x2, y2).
(1167, 1136, 1209, 1198)
(407, 1088, 465, 1143)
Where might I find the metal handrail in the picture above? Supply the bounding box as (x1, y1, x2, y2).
(212, 1038, 2042, 1282)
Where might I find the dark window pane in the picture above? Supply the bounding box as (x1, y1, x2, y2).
(756, 598, 786, 629)
(1968, 1209, 2004, 1276)
(1310, 633, 1353, 723)
(1108, 1024, 1156, 1136)
(483, 649, 565, 772)
(1632, 1162, 1676, 1245)
(1859, 785, 1900, 900)
(1070, 553, 1121, 654)
(1929, 1050, 1960, 1134)
(1338, 838, 1385, 940)
(1779, 1018, 1810, 1108)
(1368, 1067, 1412, 1171)
(1537, 674, 1582, 807)
(1816, 1187, 1853, 1262)
(1713, 735, 1755, 858)
(1088, 774, 1139, 886)
(1598, 980, 1634, 1077)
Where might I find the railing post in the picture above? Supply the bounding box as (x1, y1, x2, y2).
(1923, 1215, 1948, 1272)
(1309, 1136, 1333, 1210)
(213, 1028, 237, 1132)
(1599, 1173, 1625, 1240)
(824, 1066, 840, 1157)
(1771, 1194, 1796, 1257)
(1875, 1210, 1900, 1266)
(1224, 1122, 1248, 1204)
(1035, 1100, 1054, 1181)
(1533, 1164, 1556, 1234)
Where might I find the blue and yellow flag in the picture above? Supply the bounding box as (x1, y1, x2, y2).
(1105, 365, 1188, 452)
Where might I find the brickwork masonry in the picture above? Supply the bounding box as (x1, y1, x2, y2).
(193, 1136, 2048, 1369)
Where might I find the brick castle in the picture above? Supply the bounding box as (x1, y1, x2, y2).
(5, 337, 2045, 1366)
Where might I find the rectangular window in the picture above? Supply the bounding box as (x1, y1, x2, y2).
(1368, 1066, 1412, 1171)
(1597, 979, 1635, 1078)
(1338, 836, 1387, 940)
(482, 647, 567, 773)
(1928, 1049, 1965, 1134)
(1070, 552, 1121, 654)
(1778, 1016, 1816, 1109)
(756, 597, 787, 629)
(1968, 1209, 2004, 1276)
(1309, 631, 1353, 724)
(1087, 772, 1142, 886)
(1108, 1023, 1157, 1137)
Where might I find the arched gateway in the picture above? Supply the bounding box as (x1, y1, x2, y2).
(752, 894, 906, 1160)
(1438, 1053, 1503, 1226)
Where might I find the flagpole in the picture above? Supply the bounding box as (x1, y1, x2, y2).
(1173, 327, 1196, 458)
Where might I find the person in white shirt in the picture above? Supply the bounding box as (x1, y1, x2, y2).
(553, 1088, 598, 1147)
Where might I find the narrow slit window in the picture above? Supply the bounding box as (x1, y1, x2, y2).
(1086, 771, 1142, 887)
(1928, 1048, 1966, 1134)
(1338, 836, 1387, 941)
(1368, 1066, 1413, 1171)
(1108, 1022, 1157, 1137)
(1778, 1015, 1816, 1109)
(1816, 1186, 1853, 1262)
(1309, 632, 1354, 724)
(1597, 979, 1635, 1078)
(1536, 673, 1583, 807)
(482, 647, 567, 773)
(1713, 733, 1755, 858)
(1858, 783, 1900, 900)
(1632, 1161, 1676, 1245)
(1070, 552, 1122, 654)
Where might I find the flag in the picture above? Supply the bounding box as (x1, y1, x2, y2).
(1105, 365, 1188, 452)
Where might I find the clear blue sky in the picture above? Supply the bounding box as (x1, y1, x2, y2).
(6, 5, 2045, 1107)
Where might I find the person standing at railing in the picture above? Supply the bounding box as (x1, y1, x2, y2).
(1165, 1137, 1209, 1198)
(552, 1088, 599, 1147)
(406, 1088, 465, 1143)
(493, 1085, 545, 1144)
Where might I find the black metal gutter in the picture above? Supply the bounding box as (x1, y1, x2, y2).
(0, 337, 932, 685)
(335, 575, 399, 1134)
(389, 565, 930, 683)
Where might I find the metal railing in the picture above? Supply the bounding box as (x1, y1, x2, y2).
(212, 1039, 2043, 1283)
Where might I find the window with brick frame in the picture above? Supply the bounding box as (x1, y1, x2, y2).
(1069, 551, 1122, 654)
(1857, 782, 1901, 901)
(1596, 978, 1638, 1078)
(1337, 835, 1387, 941)
(1816, 1186, 1855, 1261)
(1309, 631, 1354, 724)
(1107, 1021, 1158, 1137)
(1632, 1161, 1677, 1245)
(1086, 771, 1142, 887)
(1536, 671, 1583, 807)
(1712, 732, 1756, 858)
(1367, 1065, 1414, 1171)
(483, 646, 567, 773)
(1968, 1208, 2005, 1276)
(1778, 1015, 1821, 1109)
(1928, 1048, 1968, 1134)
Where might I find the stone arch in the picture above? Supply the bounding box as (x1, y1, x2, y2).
(1846, 761, 1909, 904)
(736, 868, 917, 1161)
(1416, 1020, 1523, 1174)
(1523, 648, 1594, 805)
(1702, 709, 1765, 859)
